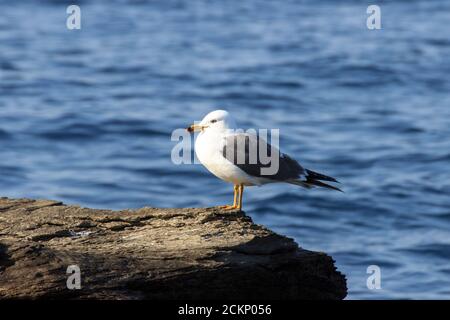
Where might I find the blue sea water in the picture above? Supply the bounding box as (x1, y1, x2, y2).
(1, 0, 450, 299)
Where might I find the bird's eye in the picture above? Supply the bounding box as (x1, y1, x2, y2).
(211, 119, 217, 123)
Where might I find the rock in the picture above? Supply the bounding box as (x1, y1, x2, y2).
(0, 197, 347, 300)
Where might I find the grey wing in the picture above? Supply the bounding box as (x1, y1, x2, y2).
(221, 133, 305, 181)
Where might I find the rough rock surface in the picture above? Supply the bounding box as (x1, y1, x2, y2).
(0, 197, 347, 300)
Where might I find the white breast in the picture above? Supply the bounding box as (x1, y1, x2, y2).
(195, 130, 261, 186)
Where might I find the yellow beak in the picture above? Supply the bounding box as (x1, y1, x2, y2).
(187, 124, 208, 132)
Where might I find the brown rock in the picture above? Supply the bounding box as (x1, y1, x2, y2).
(0, 197, 347, 300)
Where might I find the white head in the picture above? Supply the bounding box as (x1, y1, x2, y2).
(187, 110, 236, 133)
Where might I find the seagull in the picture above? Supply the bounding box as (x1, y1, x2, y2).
(187, 110, 342, 210)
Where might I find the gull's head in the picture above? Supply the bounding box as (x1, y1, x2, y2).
(187, 110, 236, 133)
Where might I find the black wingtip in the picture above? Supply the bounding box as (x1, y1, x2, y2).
(308, 180, 344, 192)
(305, 169, 340, 183)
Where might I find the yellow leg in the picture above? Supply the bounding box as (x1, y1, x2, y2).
(220, 185, 239, 210)
(238, 184, 244, 211)
(233, 184, 238, 207)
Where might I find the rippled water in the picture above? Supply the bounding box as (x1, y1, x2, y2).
(1, 0, 450, 299)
